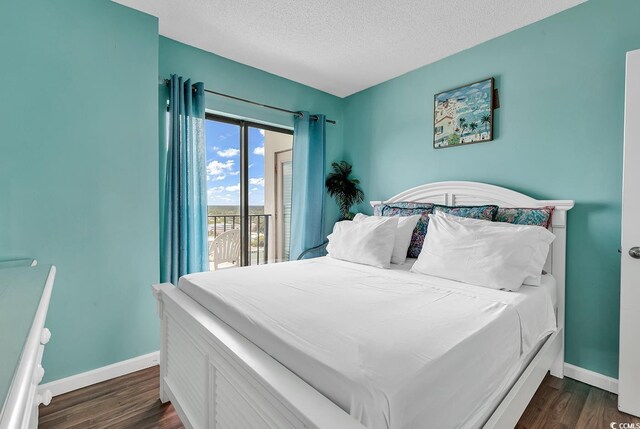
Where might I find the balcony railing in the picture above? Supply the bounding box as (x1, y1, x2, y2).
(207, 214, 271, 266)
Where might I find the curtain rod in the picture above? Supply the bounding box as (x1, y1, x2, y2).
(163, 79, 336, 125)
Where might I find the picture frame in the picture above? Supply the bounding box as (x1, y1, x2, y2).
(433, 77, 494, 148)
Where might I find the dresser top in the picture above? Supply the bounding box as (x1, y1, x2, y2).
(0, 264, 54, 411)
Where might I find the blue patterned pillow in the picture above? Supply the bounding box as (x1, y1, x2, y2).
(432, 204, 499, 221)
(374, 202, 434, 258)
(495, 206, 555, 229)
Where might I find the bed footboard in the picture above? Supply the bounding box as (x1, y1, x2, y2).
(152, 283, 366, 429)
(483, 329, 562, 429)
(152, 282, 559, 429)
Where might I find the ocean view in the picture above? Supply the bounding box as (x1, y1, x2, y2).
(207, 205, 265, 216)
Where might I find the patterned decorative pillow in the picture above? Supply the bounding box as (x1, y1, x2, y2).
(432, 204, 499, 222)
(495, 206, 555, 229)
(373, 202, 434, 258)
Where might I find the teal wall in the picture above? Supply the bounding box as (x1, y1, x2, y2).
(343, 0, 640, 378)
(0, 1, 160, 382)
(159, 37, 345, 233)
(0, 3, 345, 383)
(1, 0, 632, 383)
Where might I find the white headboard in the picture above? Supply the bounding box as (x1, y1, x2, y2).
(370, 181, 574, 376)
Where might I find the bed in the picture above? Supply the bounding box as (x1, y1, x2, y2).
(152, 181, 574, 429)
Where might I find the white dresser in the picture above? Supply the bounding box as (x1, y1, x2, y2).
(0, 260, 55, 429)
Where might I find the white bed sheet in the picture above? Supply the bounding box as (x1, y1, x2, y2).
(179, 257, 556, 429)
(398, 258, 557, 307)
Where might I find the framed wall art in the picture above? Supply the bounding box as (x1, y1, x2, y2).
(434, 77, 494, 148)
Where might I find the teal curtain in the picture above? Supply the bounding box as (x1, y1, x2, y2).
(161, 75, 208, 284)
(290, 112, 326, 260)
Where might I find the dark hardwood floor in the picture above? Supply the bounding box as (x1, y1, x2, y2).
(38, 366, 182, 429)
(39, 366, 640, 429)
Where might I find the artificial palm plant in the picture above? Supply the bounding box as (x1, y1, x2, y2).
(325, 161, 365, 220)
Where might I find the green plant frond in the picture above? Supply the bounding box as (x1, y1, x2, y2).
(325, 161, 365, 218)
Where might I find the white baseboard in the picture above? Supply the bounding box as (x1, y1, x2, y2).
(564, 363, 619, 394)
(39, 351, 160, 397)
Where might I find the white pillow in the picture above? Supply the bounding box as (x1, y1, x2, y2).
(353, 213, 420, 264)
(327, 216, 399, 268)
(411, 213, 555, 291)
(432, 211, 549, 285)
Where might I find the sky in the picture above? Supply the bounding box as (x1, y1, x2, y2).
(205, 119, 265, 206)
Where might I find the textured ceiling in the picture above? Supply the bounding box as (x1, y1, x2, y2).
(113, 0, 584, 97)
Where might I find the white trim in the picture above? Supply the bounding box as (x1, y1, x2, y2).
(38, 351, 160, 397)
(564, 363, 619, 394)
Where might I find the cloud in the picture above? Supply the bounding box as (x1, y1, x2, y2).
(217, 148, 240, 158)
(212, 174, 226, 181)
(207, 185, 238, 205)
(228, 170, 240, 176)
(259, 129, 265, 136)
(225, 184, 240, 192)
(251, 187, 259, 191)
(207, 186, 225, 196)
(253, 146, 264, 156)
(249, 177, 264, 186)
(207, 159, 234, 177)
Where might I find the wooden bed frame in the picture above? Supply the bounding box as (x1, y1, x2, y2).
(152, 181, 574, 429)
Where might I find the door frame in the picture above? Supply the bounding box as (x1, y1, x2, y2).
(275, 149, 293, 261)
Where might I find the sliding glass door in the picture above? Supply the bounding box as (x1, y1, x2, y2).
(205, 114, 293, 268)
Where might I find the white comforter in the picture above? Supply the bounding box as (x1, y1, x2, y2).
(179, 257, 556, 429)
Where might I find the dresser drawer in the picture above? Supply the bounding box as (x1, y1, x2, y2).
(18, 338, 52, 429)
(0, 265, 55, 429)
